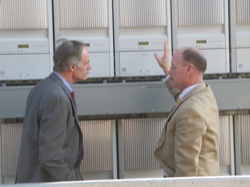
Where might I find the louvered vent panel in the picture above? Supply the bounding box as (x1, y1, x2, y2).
(236, 0, 250, 24)
(238, 114, 250, 165)
(1, 123, 23, 176)
(123, 118, 166, 170)
(59, 0, 108, 29)
(0, 0, 48, 29)
(119, 0, 167, 27)
(79, 120, 113, 172)
(219, 115, 232, 165)
(177, 0, 224, 26)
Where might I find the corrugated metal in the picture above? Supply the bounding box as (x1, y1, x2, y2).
(219, 115, 232, 165)
(0, 0, 48, 29)
(122, 115, 232, 170)
(59, 0, 108, 29)
(79, 120, 113, 172)
(0, 115, 238, 176)
(238, 114, 250, 165)
(0, 120, 113, 176)
(119, 0, 167, 28)
(1, 123, 22, 176)
(236, 0, 250, 24)
(122, 118, 166, 170)
(177, 0, 224, 26)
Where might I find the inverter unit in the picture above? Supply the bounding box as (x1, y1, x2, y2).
(0, 0, 53, 81)
(172, 0, 230, 74)
(230, 0, 250, 73)
(113, 0, 172, 77)
(53, 0, 114, 78)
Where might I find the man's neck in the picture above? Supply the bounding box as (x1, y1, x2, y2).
(56, 71, 74, 84)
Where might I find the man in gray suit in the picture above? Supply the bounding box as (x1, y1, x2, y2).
(154, 42, 220, 177)
(16, 39, 91, 182)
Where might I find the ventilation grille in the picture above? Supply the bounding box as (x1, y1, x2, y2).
(59, 0, 108, 29)
(122, 118, 166, 170)
(122, 115, 232, 170)
(119, 0, 167, 27)
(0, 115, 234, 176)
(238, 114, 250, 165)
(0, 0, 48, 29)
(0, 120, 113, 176)
(79, 120, 113, 172)
(177, 0, 224, 26)
(219, 115, 232, 165)
(236, 0, 250, 24)
(1, 123, 23, 176)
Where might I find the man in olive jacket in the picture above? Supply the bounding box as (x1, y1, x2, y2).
(154, 42, 220, 177)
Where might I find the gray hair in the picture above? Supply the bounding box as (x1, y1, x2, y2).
(182, 48, 207, 73)
(53, 39, 85, 71)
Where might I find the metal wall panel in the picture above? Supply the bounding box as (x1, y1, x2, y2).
(121, 115, 234, 175)
(114, 0, 171, 77)
(0, 0, 53, 81)
(234, 114, 250, 175)
(119, 0, 167, 27)
(54, 0, 114, 78)
(236, 0, 250, 24)
(0, 0, 48, 29)
(1, 123, 22, 176)
(79, 120, 113, 172)
(238, 115, 250, 165)
(230, 0, 250, 73)
(177, 0, 224, 26)
(219, 115, 234, 175)
(219, 116, 232, 166)
(0, 120, 114, 178)
(59, 0, 108, 28)
(1, 79, 250, 119)
(122, 118, 166, 170)
(172, 0, 230, 74)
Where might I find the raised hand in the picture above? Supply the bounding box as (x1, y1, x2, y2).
(154, 41, 170, 75)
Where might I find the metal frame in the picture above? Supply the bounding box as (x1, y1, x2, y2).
(2, 176, 250, 186)
(230, 0, 250, 73)
(1, 78, 250, 119)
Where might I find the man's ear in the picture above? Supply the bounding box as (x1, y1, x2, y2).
(187, 63, 194, 72)
(69, 64, 75, 71)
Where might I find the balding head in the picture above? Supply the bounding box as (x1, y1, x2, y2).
(181, 47, 207, 74)
(169, 47, 206, 91)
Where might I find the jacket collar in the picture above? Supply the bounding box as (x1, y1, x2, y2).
(181, 81, 206, 103)
(166, 81, 207, 121)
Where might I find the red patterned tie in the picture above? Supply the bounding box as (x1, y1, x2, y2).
(71, 91, 75, 101)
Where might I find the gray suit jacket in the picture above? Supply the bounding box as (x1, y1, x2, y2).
(16, 73, 83, 182)
(154, 81, 220, 177)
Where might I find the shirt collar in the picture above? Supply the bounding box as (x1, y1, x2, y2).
(179, 83, 200, 101)
(53, 72, 73, 93)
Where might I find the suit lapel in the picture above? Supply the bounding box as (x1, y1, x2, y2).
(155, 82, 207, 149)
(155, 102, 181, 150)
(49, 73, 83, 159)
(49, 73, 79, 122)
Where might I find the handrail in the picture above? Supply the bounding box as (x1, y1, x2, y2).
(5, 176, 250, 187)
